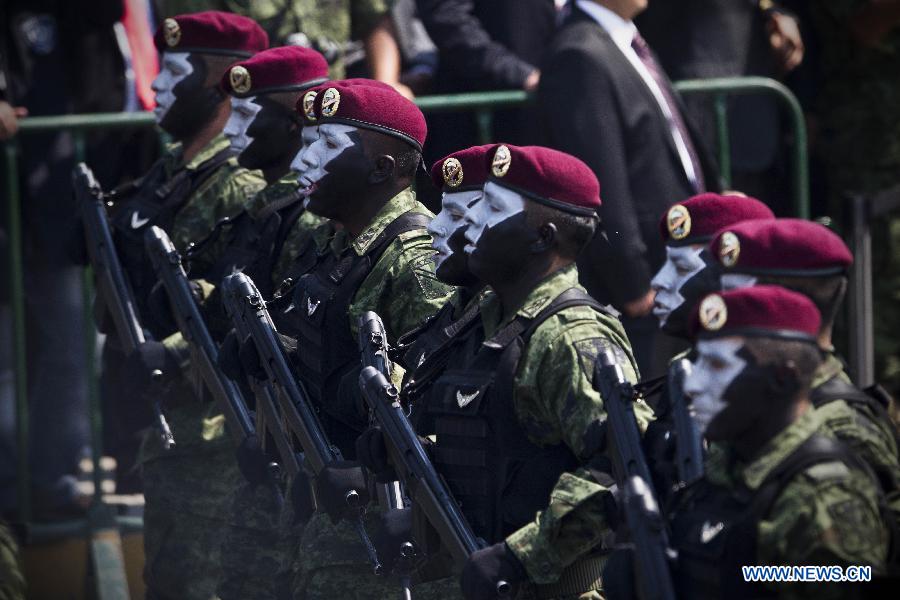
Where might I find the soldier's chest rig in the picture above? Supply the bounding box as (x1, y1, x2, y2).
(394, 292, 483, 374)
(108, 147, 236, 310)
(670, 434, 862, 599)
(187, 186, 305, 298)
(272, 211, 430, 455)
(407, 288, 611, 543)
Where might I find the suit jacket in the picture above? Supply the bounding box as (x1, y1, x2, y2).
(538, 5, 719, 307)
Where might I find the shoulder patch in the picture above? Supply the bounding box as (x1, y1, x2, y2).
(827, 498, 877, 557)
(409, 252, 452, 301)
(574, 337, 627, 380)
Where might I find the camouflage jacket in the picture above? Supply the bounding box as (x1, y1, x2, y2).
(159, 0, 391, 77)
(704, 408, 888, 598)
(0, 522, 24, 600)
(494, 265, 654, 585)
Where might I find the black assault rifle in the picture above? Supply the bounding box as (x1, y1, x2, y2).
(593, 348, 677, 600)
(74, 163, 174, 449)
(220, 271, 381, 572)
(358, 366, 510, 596)
(668, 358, 703, 484)
(144, 226, 255, 446)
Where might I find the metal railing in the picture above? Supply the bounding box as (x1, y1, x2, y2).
(2, 77, 811, 591)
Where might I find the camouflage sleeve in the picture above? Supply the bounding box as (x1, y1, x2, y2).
(757, 463, 888, 598)
(351, 0, 392, 40)
(0, 523, 24, 600)
(506, 314, 654, 584)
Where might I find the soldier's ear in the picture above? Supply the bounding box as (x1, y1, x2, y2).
(530, 221, 557, 254)
(369, 154, 395, 185)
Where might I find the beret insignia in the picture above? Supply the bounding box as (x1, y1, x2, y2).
(718, 231, 741, 268)
(667, 204, 692, 240)
(302, 90, 318, 121)
(442, 157, 464, 188)
(229, 66, 252, 94)
(699, 294, 728, 332)
(320, 87, 341, 118)
(163, 18, 182, 48)
(491, 145, 511, 178)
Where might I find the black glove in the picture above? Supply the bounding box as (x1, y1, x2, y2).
(460, 542, 527, 600)
(218, 329, 245, 381)
(290, 470, 316, 524)
(601, 547, 636, 600)
(146, 280, 178, 339)
(313, 460, 371, 523)
(238, 333, 267, 381)
(123, 340, 180, 393)
(374, 508, 417, 574)
(235, 433, 274, 487)
(355, 427, 397, 483)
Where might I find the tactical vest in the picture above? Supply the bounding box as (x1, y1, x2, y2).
(187, 187, 306, 298)
(108, 146, 236, 312)
(394, 292, 483, 374)
(277, 211, 431, 455)
(671, 434, 865, 599)
(412, 288, 615, 543)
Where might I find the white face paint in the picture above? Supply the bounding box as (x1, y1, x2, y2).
(650, 245, 706, 326)
(720, 273, 758, 291)
(463, 181, 526, 254)
(684, 337, 746, 434)
(290, 123, 358, 194)
(151, 52, 194, 124)
(223, 96, 262, 154)
(428, 190, 482, 268)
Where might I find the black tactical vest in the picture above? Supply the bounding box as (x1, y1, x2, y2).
(411, 288, 614, 543)
(394, 291, 483, 374)
(671, 434, 862, 599)
(108, 146, 236, 313)
(276, 211, 431, 455)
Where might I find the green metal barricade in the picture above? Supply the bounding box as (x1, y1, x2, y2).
(2, 77, 809, 596)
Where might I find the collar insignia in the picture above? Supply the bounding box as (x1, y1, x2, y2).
(442, 157, 464, 188)
(667, 204, 691, 240)
(307, 297, 321, 317)
(718, 231, 741, 268)
(699, 294, 728, 331)
(456, 390, 479, 408)
(302, 90, 318, 121)
(163, 18, 182, 48)
(491, 145, 511, 178)
(229, 66, 252, 94)
(700, 520, 725, 544)
(320, 87, 341, 118)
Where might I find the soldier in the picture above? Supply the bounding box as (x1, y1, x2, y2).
(244, 79, 454, 598)
(360, 144, 651, 599)
(98, 12, 268, 600)
(707, 218, 900, 539)
(672, 285, 888, 598)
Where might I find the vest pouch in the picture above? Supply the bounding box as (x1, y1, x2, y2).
(431, 370, 493, 416)
(499, 448, 579, 537)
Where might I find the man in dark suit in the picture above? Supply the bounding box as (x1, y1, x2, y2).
(539, 0, 719, 378)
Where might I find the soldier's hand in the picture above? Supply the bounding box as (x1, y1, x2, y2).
(146, 281, 178, 339)
(601, 547, 636, 600)
(355, 427, 397, 482)
(238, 333, 267, 381)
(460, 542, 527, 600)
(374, 508, 416, 575)
(235, 433, 273, 486)
(314, 460, 371, 523)
(124, 340, 180, 392)
(218, 329, 245, 381)
(0, 101, 27, 141)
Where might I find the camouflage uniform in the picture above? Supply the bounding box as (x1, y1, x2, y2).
(0, 522, 24, 600)
(136, 134, 266, 600)
(159, 0, 391, 77)
(675, 408, 888, 599)
(285, 188, 456, 599)
(810, 2, 900, 399)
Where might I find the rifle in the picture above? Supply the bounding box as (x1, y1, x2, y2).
(593, 349, 676, 600)
(358, 366, 510, 596)
(221, 271, 381, 572)
(668, 358, 703, 484)
(143, 226, 255, 447)
(74, 163, 174, 450)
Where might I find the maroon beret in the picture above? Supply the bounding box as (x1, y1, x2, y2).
(430, 145, 495, 192)
(690, 285, 821, 342)
(710, 218, 853, 276)
(301, 78, 427, 151)
(222, 46, 328, 97)
(154, 11, 268, 58)
(659, 193, 775, 247)
(487, 144, 600, 215)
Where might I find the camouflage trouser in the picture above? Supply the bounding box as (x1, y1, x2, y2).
(0, 522, 25, 600)
(140, 396, 240, 600)
(288, 512, 461, 599)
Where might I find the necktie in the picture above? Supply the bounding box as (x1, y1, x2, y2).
(631, 31, 705, 192)
(123, 0, 158, 111)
